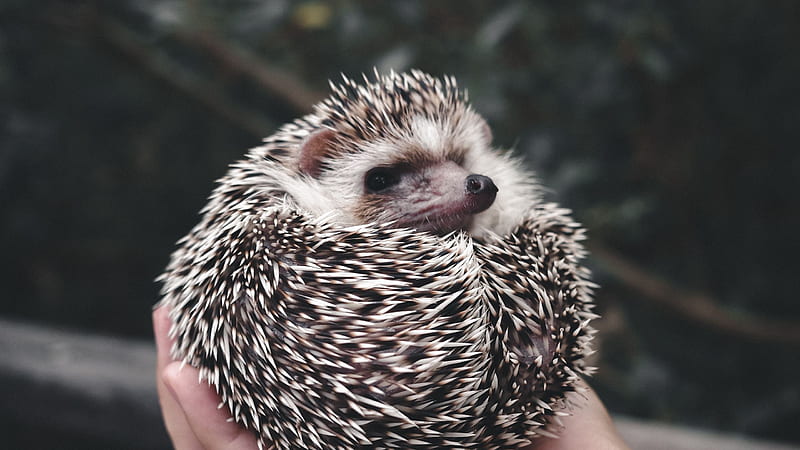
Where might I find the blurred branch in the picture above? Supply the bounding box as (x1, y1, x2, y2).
(178, 0, 324, 113)
(48, 7, 271, 138)
(50, 5, 324, 136)
(102, 23, 270, 137)
(96, 19, 271, 137)
(172, 28, 324, 115)
(590, 243, 800, 346)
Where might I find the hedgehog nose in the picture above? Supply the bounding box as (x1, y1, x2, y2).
(465, 174, 498, 214)
(465, 174, 497, 196)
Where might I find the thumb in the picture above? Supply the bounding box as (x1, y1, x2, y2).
(162, 362, 261, 450)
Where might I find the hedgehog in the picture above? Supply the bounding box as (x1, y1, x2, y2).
(158, 70, 597, 449)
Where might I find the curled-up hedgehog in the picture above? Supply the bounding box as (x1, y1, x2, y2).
(159, 70, 597, 449)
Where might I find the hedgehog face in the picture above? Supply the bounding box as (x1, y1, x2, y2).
(293, 111, 500, 234)
(358, 159, 497, 234)
(247, 71, 540, 238)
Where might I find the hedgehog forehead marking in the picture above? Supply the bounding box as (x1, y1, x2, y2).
(409, 116, 443, 153)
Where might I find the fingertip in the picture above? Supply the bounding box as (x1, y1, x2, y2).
(162, 361, 218, 415)
(163, 362, 260, 449)
(161, 361, 185, 400)
(158, 361, 207, 450)
(153, 306, 171, 337)
(531, 382, 629, 450)
(154, 306, 177, 369)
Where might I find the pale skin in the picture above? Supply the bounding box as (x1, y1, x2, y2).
(154, 307, 629, 450)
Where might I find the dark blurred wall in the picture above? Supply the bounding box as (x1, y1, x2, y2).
(1, 0, 798, 444)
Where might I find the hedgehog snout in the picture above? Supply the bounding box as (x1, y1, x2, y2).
(464, 174, 497, 213)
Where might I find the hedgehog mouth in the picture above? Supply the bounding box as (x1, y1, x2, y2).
(405, 213, 473, 235)
(401, 202, 483, 235)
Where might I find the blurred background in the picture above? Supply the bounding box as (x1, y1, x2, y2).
(1, 0, 798, 448)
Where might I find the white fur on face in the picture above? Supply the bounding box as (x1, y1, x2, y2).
(408, 116, 445, 156)
(272, 112, 539, 237)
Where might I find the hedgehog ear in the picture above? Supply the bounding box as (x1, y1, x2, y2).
(298, 128, 338, 178)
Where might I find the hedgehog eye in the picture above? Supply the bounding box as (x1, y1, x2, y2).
(365, 167, 400, 193)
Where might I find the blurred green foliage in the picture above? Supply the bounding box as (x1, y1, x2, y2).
(1, 0, 798, 444)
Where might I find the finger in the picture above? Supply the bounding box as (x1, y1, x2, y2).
(163, 362, 260, 450)
(154, 306, 175, 372)
(153, 307, 205, 450)
(531, 380, 629, 450)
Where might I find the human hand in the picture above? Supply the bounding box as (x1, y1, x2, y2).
(154, 306, 260, 450)
(527, 380, 629, 450)
(155, 306, 627, 450)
